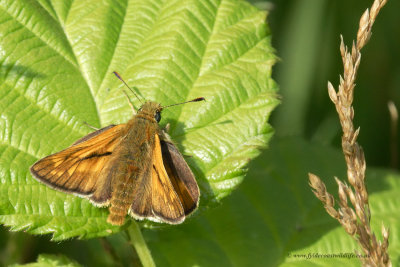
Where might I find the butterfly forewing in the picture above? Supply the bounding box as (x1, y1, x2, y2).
(30, 124, 126, 201)
(150, 134, 185, 223)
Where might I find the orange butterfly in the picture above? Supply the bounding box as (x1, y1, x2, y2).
(30, 72, 203, 225)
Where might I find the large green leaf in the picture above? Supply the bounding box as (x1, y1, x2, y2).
(0, 0, 278, 240)
(144, 137, 400, 266)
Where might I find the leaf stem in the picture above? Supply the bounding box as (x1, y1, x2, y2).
(126, 221, 155, 267)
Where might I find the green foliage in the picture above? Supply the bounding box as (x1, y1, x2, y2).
(143, 137, 400, 266)
(10, 254, 81, 267)
(0, 0, 277, 240)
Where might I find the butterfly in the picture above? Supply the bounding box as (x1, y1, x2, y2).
(30, 72, 204, 225)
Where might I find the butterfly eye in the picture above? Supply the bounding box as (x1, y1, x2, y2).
(154, 111, 161, 122)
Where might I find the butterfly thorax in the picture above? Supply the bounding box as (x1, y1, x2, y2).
(122, 101, 163, 154)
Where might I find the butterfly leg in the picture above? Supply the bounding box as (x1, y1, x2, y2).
(163, 123, 170, 133)
(122, 90, 137, 113)
(83, 122, 99, 131)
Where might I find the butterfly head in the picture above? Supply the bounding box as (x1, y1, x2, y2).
(139, 102, 163, 123)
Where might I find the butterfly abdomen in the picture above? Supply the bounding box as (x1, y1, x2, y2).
(107, 169, 137, 225)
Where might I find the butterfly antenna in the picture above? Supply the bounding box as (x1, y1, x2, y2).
(162, 97, 205, 109)
(113, 71, 144, 104)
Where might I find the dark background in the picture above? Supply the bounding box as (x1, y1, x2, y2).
(263, 0, 400, 168)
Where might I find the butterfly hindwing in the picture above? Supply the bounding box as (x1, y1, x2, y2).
(128, 160, 153, 220)
(161, 140, 200, 215)
(30, 124, 126, 203)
